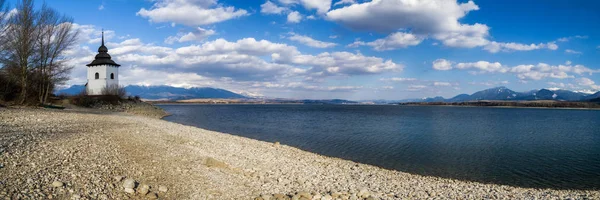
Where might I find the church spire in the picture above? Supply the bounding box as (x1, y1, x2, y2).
(87, 28, 120, 67)
(101, 29, 105, 46)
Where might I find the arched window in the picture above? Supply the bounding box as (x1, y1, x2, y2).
(110, 73, 114, 79)
(95, 72, 99, 79)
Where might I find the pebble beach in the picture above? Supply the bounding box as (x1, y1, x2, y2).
(0, 107, 599, 199)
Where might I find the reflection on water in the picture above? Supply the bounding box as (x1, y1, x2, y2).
(160, 104, 600, 189)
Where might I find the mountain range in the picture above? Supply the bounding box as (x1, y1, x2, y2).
(420, 87, 600, 103)
(57, 85, 245, 100)
(57, 85, 600, 103)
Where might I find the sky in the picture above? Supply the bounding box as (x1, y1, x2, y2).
(6, 0, 600, 100)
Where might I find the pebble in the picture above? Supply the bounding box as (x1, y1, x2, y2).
(122, 178, 136, 189)
(124, 188, 135, 194)
(51, 181, 64, 188)
(137, 184, 150, 195)
(146, 192, 158, 199)
(158, 185, 168, 193)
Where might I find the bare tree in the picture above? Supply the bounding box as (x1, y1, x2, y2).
(0, 0, 38, 104)
(0, 0, 78, 105)
(34, 3, 78, 104)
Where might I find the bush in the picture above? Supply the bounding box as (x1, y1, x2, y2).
(70, 90, 97, 107)
(101, 85, 126, 99)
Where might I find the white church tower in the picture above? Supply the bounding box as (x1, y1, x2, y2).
(86, 31, 121, 95)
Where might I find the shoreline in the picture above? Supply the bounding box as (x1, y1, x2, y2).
(1, 108, 599, 199)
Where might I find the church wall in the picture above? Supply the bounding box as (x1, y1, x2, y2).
(86, 65, 119, 95)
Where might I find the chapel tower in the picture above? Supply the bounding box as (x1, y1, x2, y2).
(86, 31, 121, 95)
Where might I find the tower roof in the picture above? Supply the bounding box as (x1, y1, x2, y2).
(87, 30, 121, 67)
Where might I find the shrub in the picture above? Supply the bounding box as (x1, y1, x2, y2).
(101, 85, 126, 99)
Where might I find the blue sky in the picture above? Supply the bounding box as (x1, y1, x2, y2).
(8, 0, 600, 100)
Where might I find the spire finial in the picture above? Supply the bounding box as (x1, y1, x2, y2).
(101, 29, 105, 46)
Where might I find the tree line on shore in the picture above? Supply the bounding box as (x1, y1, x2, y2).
(0, 0, 79, 105)
(399, 101, 600, 109)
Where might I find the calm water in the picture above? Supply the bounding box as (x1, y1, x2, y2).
(159, 104, 600, 189)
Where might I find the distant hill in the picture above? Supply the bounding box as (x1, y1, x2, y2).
(584, 91, 600, 100)
(416, 86, 598, 103)
(301, 99, 358, 104)
(56, 85, 246, 100)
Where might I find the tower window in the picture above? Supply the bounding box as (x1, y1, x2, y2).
(110, 73, 114, 79)
(95, 72, 99, 79)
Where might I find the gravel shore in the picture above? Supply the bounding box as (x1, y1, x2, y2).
(0, 108, 598, 199)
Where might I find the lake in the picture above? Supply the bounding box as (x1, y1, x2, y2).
(159, 104, 600, 190)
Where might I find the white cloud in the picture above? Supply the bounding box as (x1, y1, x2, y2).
(329, 35, 338, 39)
(287, 11, 302, 23)
(484, 41, 558, 53)
(438, 59, 599, 81)
(274, 51, 402, 76)
(380, 77, 417, 82)
(333, 0, 356, 6)
(72, 24, 116, 44)
(455, 61, 508, 73)
(407, 85, 427, 91)
(576, 78, 600, 90)
(565, 49, 582, 54)
(326, 0, 488, 48)
(325, 0, 561, 53)
(137, 0, 248, 26)
(433, 23, 489, 48)
(165, 27, 216, 44)
(348, 32, 423, 51)
(261, 1, 288, 14)
(98, 4, 104, 11)
(432, 59, 453, 71)
(469, 80, 509, 87)
(288, 33, 337, 48)
(433, 82, 452, 86)
(279, 0, 333, 14)
(557, 35, 588, 42)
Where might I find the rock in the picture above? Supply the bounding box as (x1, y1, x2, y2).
(145, 192, 158, 199)
(98, 194, 109, 200)
(204, 157, 229, 168)
(260, 194, 272, 200)
(51, 181, 63, 188)
(158, 185, 168, 193)
(137, 184, 150, 195)
(321, 195, 332, 200)
(313, 194, 322, 200)
(273, 193, 289, 200)
(358, 189, 370, 198)
(366, 197, 376, 200)
(114, 176, 123, 182)
(274, 142, 281, 147)
(124, 188, 135, 194)
(122, 179, 136, 189)
(349, 194, 358, 200)
(297, 191, 311, 199)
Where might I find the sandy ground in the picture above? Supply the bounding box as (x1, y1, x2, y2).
(0, 108, 599, 200)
